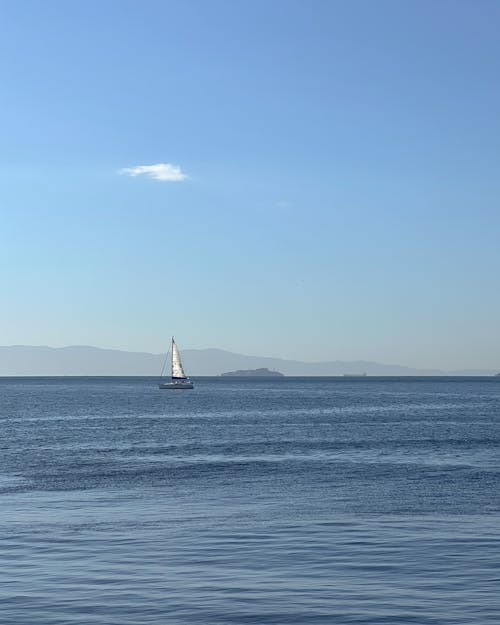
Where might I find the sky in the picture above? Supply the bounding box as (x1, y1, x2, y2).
(1, 0, 500, 370)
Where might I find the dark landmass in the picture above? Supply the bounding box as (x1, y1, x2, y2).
(221, 367, 284, 377)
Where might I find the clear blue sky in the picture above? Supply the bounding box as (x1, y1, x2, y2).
(1, 0, 499, 369)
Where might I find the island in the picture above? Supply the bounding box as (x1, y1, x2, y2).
(220, 367, 284, 377)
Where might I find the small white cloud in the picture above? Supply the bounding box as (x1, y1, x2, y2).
(276, 200, 291, 208)
(119, 163, 187, 182)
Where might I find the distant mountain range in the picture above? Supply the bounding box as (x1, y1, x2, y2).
(0, 345, 498, 376)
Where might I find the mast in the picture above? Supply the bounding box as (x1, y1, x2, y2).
(171, 337, 174, 379)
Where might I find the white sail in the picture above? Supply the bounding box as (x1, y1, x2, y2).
(171, 339, 187, 379)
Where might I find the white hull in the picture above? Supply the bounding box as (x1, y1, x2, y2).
(159, 381, 194, 389)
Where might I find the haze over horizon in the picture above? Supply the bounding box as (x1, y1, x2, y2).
(1, 343, 499, 377)
(2, 1, 500, 371)
(2, 344, 499, 376)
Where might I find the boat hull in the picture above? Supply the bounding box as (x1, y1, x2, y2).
(159, 381, 194, 389)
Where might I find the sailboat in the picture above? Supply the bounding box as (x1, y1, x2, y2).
(158, 338, 194, 389)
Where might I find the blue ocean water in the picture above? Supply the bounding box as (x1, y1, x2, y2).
(1, 376, 499, 624)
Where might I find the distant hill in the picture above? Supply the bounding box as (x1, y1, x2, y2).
(0, 345, 164, 376)
(221, 368, 284, 377)
(0, 345, 498, 377)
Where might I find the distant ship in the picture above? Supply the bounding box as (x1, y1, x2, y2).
(158, 338, 194, 389)
(342, 373, 367, 378)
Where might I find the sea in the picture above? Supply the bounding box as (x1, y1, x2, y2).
(1, 376, 499, 625)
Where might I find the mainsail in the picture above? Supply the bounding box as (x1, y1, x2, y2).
(171, 338, 187, 379)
